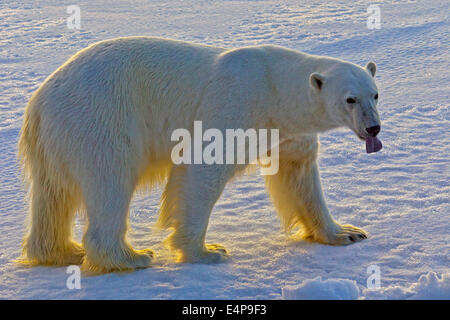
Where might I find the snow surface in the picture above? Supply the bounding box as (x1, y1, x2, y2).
(0, 0, 449, 299)
(282, 277, 360, 300)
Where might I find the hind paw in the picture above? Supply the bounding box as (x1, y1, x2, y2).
(82, 247, 154, 273)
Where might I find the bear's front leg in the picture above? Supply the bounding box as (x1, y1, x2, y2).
(265, 158, 368, 245)
(158, 164, 235, 263)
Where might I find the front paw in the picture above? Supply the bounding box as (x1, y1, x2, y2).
(179, 243, 230, 263)
(310, 224, 368, 245)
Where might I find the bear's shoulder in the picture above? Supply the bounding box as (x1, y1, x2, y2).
(217, 46, 268, 66)
(213, 45, 282, 81)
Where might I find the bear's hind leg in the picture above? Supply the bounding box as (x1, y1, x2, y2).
(23, 172, 84, 266)
(81, 176, 153, 272)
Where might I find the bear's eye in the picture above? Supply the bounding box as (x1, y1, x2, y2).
(374, 93, 378, 100)
(346, 97, 356, 104)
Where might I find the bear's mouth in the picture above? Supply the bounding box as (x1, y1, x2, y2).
(353, 130, 383, 153)
(353, 129, 366, 141)
(365, 135, 382, 153)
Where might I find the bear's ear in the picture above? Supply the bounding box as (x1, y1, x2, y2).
(310, 73, 325, 91)
(366, 62, 377, 77)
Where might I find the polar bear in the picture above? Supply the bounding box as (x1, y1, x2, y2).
(18, 37, 382, 272)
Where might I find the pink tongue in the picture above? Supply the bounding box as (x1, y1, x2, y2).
(365, 136, 382, 153)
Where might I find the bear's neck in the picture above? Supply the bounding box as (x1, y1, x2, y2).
(267, 54, 340, 136)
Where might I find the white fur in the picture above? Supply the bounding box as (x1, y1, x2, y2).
(19, 37, 380, 272)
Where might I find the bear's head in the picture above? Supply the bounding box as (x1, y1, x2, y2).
(309, 61, 382, 153)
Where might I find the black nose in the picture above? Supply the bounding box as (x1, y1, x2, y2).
(366, 125, 380, 137)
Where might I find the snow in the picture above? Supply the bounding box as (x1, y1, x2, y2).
(0, 0, 449, 299)
(282, 272, 450, 300)
(363, 271, 450, 300)
(282, 277, 360, 300)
